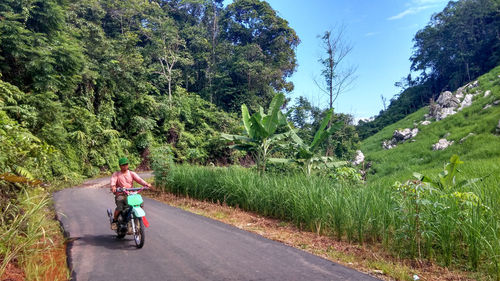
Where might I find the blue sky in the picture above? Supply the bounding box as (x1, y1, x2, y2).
(225, 0, 450, 120)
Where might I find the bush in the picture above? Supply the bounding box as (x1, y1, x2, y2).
(150, 145, 173, 188)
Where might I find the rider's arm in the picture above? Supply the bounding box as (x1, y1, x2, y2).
(110, 172, 118, 193)
(131, 171, 151, 188)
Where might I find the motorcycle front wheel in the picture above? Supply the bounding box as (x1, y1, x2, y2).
(133, 217, 145, 248)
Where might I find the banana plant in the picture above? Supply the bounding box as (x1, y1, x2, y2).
(271, 109, 346, 176)
(221, 93, 289, 174)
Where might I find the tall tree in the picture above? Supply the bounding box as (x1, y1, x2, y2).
(144, 9, 193, 103)
(316, 27, 356, 110)
(218, 0, 300, 111)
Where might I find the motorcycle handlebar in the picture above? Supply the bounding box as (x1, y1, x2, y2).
(116, 186, 148, 193)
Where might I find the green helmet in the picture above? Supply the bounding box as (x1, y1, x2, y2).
(118, 157, 129, 166)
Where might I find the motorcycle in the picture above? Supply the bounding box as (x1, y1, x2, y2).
(107, 187, 150, 248)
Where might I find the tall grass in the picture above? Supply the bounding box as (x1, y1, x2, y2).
(157, 164, 500, 278)
(0, 187, 69, 280)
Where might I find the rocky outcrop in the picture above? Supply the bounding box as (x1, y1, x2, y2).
(437, 91, 460, 108)
(352, 150, 365, 165)
(382, 139, 396, 150)
(394, 128, 419, 141)
(382, 128, 419, 149)
(432, 138, 454, 150)
(496, 120, 500, 134)
(428, 81, 480, 121)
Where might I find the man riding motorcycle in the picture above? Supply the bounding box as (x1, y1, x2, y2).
(110, 157, 152, 229)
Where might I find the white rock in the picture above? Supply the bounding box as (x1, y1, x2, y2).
(393, 128, 411, 141)
(497, 120, 500, 134)
(484, 104, 492, 110)
(432, 139, 454, 150)
(420, 120, 431, 126)
(352, 150, 365, 166)
(460, 133, 475, 143)
(467, 80, 479, 89)
(484, 90, 491, 97)
(382, 139, 396, 150)
(458, 94, 473, 111)
(455, 86, 466, 98)
(494, 100, 500, 105)
(436, 91, 460, 108)
(411, 128, 419, 138)
(393, 128, 418, 141)
(437, 107, 457, 120)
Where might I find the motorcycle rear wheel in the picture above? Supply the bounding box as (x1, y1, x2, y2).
(133, 217, 145, 248)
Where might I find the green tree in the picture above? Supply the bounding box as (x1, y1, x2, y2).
(218, 0, 300, 111)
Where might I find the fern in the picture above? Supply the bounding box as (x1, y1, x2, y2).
(14, 165, 34, 181)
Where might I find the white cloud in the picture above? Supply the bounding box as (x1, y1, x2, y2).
(388, 5, 431, 20)
(388, 0, 447, 20)
(412, 0, 447, 4)
(364, 32, 379, 37)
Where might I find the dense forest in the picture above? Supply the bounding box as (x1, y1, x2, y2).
(0, 0, 307, 181)
(357, 0, 500, 139)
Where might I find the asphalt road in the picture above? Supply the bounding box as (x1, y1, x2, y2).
(54, 174, 380, 281)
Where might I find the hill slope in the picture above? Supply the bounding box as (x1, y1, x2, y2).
(361, 65, 500, 188)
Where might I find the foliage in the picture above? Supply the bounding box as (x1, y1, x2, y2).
(0, 0, 298, 179)
(222, 93, 289, 173)
(288, 97, 360, 159)
(218, 0, 300, 111)
(391, 155, 494, 272)
(275, 108, 345, 175)
(413, 154, 479, 191)
(328, 167, 362, 185)
(150, 145, 173, 189)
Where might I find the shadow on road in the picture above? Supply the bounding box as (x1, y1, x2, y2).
(75, 234, 140, 250)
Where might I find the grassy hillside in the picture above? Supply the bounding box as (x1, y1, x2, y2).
(361, 65, 500, 188)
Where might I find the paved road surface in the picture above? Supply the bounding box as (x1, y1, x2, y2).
(54, 174, 380, 281)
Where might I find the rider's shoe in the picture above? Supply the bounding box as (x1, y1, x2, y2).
(111, 220, 118, 230)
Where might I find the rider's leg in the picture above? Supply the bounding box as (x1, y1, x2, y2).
(114, 194, 127, 221)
